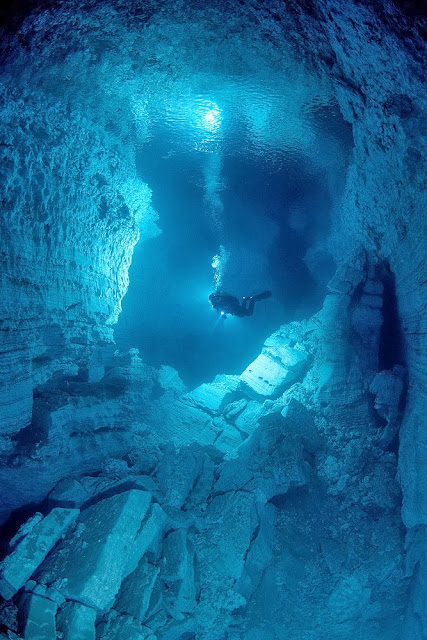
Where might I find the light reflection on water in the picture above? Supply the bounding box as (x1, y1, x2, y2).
(132, 74, 337, 163)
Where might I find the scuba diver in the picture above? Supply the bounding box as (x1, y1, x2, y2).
(209, 290, 271, 318)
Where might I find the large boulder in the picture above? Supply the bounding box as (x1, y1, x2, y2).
(37, 490, 156, 610)
(0, 508, 79, 601)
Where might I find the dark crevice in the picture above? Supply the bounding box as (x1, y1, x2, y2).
(0, 499, 49, 562)
(378, 261, 405, 370)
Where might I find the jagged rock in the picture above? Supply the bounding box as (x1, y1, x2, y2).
(142, 576, 164, 625)
(156, 444, 205, 508)
(124, 503, 167, 577)
(193, 491, 257, 638)
(158, 365, 187, 395)
(223, 398, 247, 422)
(23, 581, 66, 606)
(96, 611, 151, 640)
(0, 0, 425, 637)
(0, 508, 79, 601)
(327, 575, 371, 622)
(49, 474, 161, 509)
(156, 529, 197, 618)
(216, 412, 310, 503)
(0, 601, 18, 634)
(37, 490, 153, 610)
(8, 513, 44, 547)
(402, 526, 427, 638)
(48, 478, 91, 507)
(214, 430, 244, 454)
(320, 537, 345, 575)
(162, 529, 188, 583)
(161, 507, 198, 531)
(0, 633, 22, 640)
(184, 452, 215, 511)
(114, 557, 159, 623)
(56, 601, 97, 640)
(181, 375, 240, 415)
(280, 397, 321, 452)
(327, 264, 365, 295)
(163, 401, 215, 444)
(19, 593, 57, 640)
(234, 401, 264, 435)
(235, 502, 275, 599)
(156, 618, 196, 640)
(370, 365, 405, 443)
(241, 346, 309, 400)
(173, 542, 197, 614)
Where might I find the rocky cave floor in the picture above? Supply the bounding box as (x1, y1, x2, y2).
(0, 258, 410, 640)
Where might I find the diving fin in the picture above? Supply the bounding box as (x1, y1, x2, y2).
(252, 290, 272, 301)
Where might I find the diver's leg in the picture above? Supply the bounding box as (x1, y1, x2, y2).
(252, 290, 272, 302)
(241, 297, 248, 310)
(246, 298, 256, 316)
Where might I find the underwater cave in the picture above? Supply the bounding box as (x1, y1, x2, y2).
(0, 1, 425, 639)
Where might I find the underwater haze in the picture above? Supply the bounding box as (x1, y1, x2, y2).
(115, 81, 353, 385)
(0, 1, 426, 639)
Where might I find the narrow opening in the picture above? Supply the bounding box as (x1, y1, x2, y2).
(378, 261, 405, 370)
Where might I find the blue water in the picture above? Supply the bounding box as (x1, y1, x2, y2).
(115, 95, 352, 386)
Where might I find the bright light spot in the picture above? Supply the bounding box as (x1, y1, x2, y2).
(201, 105, 221, 131)
(197, 100, 222, 134)
(221, 311, 225, 316)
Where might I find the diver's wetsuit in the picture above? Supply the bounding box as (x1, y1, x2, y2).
(209, 291, 271, 317)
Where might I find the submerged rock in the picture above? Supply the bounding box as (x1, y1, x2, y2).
(181, 375, 240, 415)
(0, 508, 79, 601)
(19, 593, 57, 640)
(56, 602, 97, 640)
(115, 557, 159, 623)
(37, 490, 153, 610)
(0, 0, 425, 637)
(241, 345, 309, 399)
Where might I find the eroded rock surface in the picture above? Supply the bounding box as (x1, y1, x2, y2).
(0, 0, 425, 638)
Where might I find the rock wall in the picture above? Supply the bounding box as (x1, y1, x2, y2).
(270, 0, 427, 532)
(0, 0, 425, 638)
(268, 3, 426, 635)
(0, 3, 159, 446)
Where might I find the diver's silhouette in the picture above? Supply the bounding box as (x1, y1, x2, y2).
(209, 290, 271, 318)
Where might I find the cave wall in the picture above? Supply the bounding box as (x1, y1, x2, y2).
(270, 3, 426, 633)
(267, 0, 427, 528)
(0, 3, 159, 444)
(0, 0, 426, 638)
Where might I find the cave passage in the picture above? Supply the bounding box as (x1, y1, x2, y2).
(115, 89, 353, 386)
(0, 0, 425, 638)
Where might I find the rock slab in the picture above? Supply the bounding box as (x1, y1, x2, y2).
(38, 490, 152, 610)
(0, 508, 79, 600)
